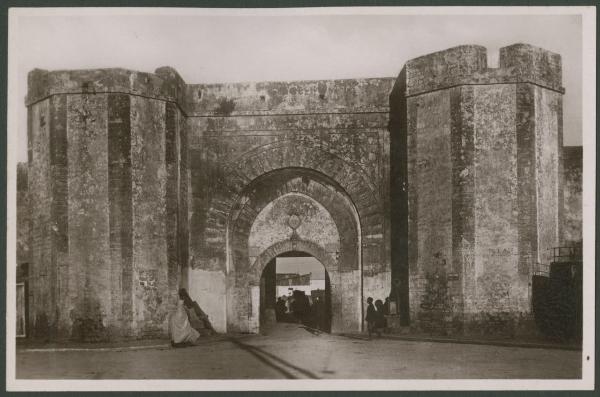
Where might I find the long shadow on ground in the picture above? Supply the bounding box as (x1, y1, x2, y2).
(228, 337, 320, 379)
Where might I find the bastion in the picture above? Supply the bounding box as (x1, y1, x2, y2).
(390, 43, 565, 337)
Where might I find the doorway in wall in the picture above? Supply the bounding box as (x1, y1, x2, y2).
(260, 251, 331, 333)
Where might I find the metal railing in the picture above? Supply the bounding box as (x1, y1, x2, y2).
(532, 244, 582, 277)
(552, 245, 582, 263)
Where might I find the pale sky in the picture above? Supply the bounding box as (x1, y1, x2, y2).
(276, 257, 325, 280)
(11, 10, 583, 163)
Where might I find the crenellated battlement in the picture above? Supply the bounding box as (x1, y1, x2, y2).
(404, 43, 563, 97)
(498, 43, 562, 90)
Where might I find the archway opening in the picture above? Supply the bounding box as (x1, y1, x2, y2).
(223, 166, 367, 334)
(259, 251, 331, 333)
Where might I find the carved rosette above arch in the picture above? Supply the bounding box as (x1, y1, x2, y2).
(247, 193, 341, 264)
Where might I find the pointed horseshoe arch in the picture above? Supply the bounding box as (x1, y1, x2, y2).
(207, 141, 384, 244)
(249, 239, 338, 282)
(203, 140, 387, 334)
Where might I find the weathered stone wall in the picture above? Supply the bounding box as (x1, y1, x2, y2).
(405, 88, 457, 334)
(17, 163, 30, 265)
(186, 78, 393, 333)
(27, 98, 53, 338)
(562, 146, 583, 245)
(26, 68, 187, 340)
(468, 84, 525, 336)
(16, 162, 31, 334)
(66, 93, 112, 339)
(24, 42, 571, 339)
(534, 86, 563, 266)
(393, 43, 565, 337)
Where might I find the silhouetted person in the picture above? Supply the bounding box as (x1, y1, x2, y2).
(312, 296, 324, 330)
(303, 293, 311, 325)
(383, 297, 390, 315)
(365, 297, 377, 339)
(286, 294, 294, 317)
(276, 296, 287, 322)
(374, 299, 386, 337)
(292, 290, 310, 324)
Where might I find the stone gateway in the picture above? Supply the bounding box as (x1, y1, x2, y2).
(19, 43, 578, 341)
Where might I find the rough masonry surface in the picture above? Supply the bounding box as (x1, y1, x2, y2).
(19, 43, 581, 340)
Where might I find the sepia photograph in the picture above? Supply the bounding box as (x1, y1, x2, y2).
(5, 5, 596, 391)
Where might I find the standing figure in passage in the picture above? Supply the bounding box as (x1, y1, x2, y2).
(374, 299, 386, 337)
(365, 297, 377, 339)
(383, 297, 390, 315)
(276, 296, 287, 322)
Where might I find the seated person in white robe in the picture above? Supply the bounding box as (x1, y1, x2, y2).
(178, 288, 216, 335)
(169, 299, 200, 347)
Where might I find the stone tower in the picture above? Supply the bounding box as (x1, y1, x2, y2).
(25, 67, 188, 339)
(390, 43, 564, 336)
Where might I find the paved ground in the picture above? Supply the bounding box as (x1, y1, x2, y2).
(16, 323, 582, 379)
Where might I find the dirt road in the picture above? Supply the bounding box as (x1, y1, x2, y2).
(16, 323, 582, 379)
